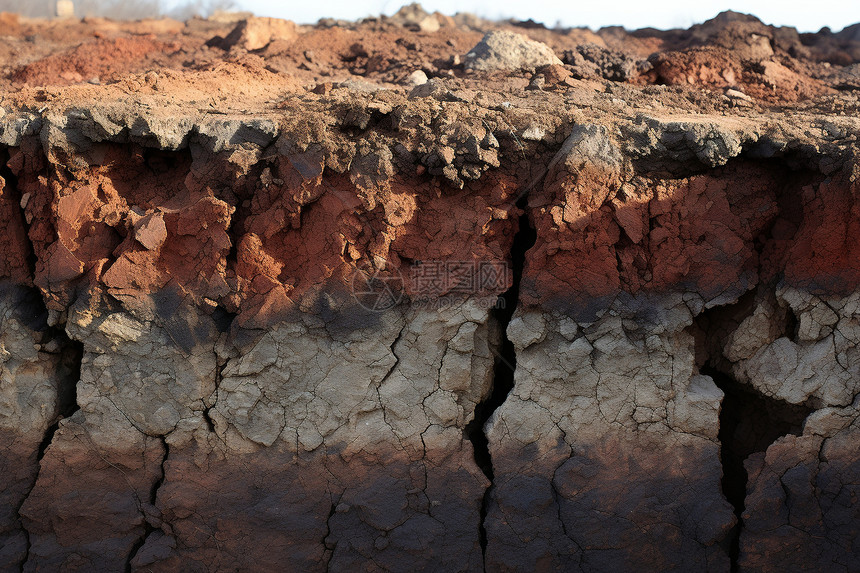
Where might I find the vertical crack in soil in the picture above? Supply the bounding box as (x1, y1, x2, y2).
(36, 334, 83, 460)
(0, 153, 38, 280)
(683, 162, 822, 571)
(126, 435, 169, 573)
(205, 305, 236, 433)
(705, 367, 812, 571)
(4, 147, 86, 571)
(691, 292, 813, 571)
(464, 196, 537, 568)
(21, 308, 83, 572)
(322, 498, 339, 573)
(203, 368, 220, 433)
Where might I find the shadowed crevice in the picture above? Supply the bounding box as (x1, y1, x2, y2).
(707, 367, 812, 571)
(20, 322, 83, 572)
(204, 305, 236, 433)
(464, 196, 537, 568)
(0, 152, 38, 281)
(692, 291, 814, 572)
(322, 498, 339, 573)
(125, 436, 169, 573)
(35, 336, 82, 460)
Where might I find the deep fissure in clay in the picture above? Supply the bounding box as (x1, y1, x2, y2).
(692, 294, 814, 570)
(125, 437, 169, 572)
(465, 198, 537, 563)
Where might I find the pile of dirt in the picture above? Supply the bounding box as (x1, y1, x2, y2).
(0, 8, 856, 109)
(12, 36, 178, 86)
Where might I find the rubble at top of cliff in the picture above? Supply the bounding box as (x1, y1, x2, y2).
(0, 4, 857, 190)
(0, 5, 858, 116)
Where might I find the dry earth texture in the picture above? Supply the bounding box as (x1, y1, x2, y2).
(1, 5, 860, 572)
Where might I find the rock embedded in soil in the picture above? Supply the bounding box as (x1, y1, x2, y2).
(0, 8, 859, 573)
(406, 69, 429, 86)
(134, 212, 168, 251)
(209, 17, 298, 51)
(464, 29, 563, 72)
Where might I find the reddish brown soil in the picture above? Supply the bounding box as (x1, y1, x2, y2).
(525, 160, 860, 316)
(0, 9, 857, 105)
(12, 36, 178, 86)
(1, 8, 858, 322)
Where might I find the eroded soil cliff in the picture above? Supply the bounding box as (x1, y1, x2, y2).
(1, 6, 859, 572)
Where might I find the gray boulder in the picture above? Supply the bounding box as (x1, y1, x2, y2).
(464, 30, 562, 72)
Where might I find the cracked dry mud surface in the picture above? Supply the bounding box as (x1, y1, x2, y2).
(1, 5, 859, 572)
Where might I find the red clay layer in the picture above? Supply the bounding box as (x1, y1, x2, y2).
(3, 140, 858, 324)
(7, 142, 521, 325)
(524, 160, 860, 317)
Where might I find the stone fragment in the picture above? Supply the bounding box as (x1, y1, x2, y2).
(534, 63, 574, 89)
(464, 30, 562, 72)
(390, 3, 442, 33)
(408, 77, 451, 99)
(134, 212, 167, 251)
(726, 88, 753, 103)
(568, 43, 641, 81)
(406, 69, 428, 86)
(212, 17, 298, 51)
(521, 124, 545, 141)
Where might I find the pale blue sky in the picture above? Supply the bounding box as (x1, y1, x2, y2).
(230, 1, 857, 32)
